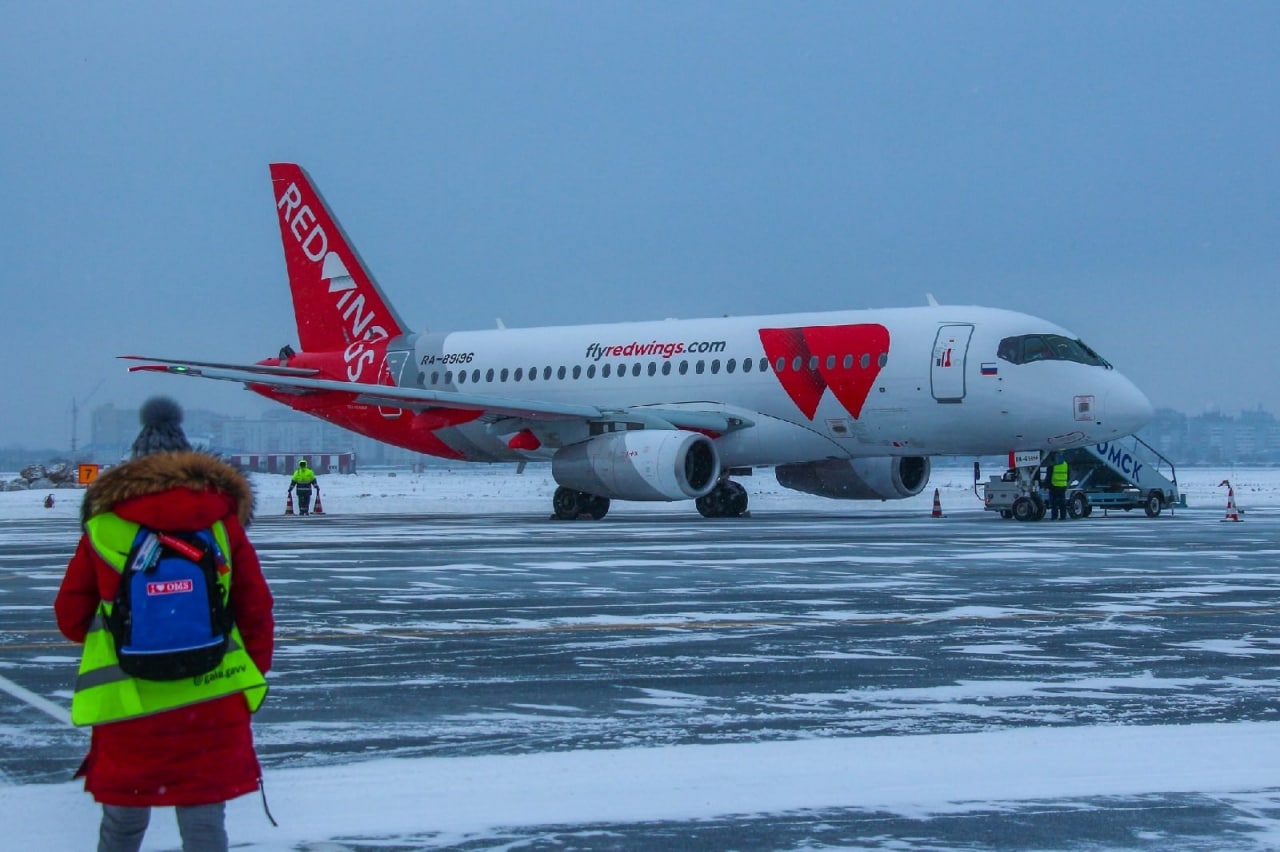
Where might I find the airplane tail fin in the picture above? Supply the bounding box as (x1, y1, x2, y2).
(269, 163, 410, 352)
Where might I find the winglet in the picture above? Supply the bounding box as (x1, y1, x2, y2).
(269, 163, 410, 352)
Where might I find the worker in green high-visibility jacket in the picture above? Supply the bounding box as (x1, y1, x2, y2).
(1048, 452, 1071, 520)
(289, 459, 318, 515)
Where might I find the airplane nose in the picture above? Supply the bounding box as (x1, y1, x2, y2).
(1104, 375, 1154, 436)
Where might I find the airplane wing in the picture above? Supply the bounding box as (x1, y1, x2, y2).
(121, 356, 753, 434)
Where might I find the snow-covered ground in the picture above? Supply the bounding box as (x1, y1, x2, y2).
(2, 463, 1279, 850)
(7, 461, 1278, 521)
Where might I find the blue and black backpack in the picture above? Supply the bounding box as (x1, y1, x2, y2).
(105, 527, 233, 681)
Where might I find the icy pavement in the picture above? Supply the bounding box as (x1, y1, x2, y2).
(2, 465, 1279, 849)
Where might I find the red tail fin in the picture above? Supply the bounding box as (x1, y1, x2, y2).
(269, 163, 408, 352)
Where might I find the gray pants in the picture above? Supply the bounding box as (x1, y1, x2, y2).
(99, 802, 227, 852)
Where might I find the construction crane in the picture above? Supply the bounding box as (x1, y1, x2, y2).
(70, 378, 106, 458)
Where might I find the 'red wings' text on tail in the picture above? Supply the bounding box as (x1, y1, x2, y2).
(270, 163, 409, 354)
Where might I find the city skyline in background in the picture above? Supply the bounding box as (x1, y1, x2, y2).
(2, 397, 1276, 470)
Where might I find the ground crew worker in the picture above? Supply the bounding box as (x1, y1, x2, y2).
(1048, 452, 1070, 520)
(289, 459, 318, 515)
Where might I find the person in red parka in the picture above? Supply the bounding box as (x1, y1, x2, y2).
(55, 397, 274, 852)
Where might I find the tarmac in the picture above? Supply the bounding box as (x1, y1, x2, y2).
(3, 499, 1280, 848)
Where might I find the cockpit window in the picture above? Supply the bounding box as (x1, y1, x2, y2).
(997, 334, 1112, 368)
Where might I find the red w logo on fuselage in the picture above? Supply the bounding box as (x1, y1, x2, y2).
(759, 324, 890, 420)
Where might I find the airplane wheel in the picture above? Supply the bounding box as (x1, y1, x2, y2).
(1011, 496, 1036, 522)
(1000, 510, 1012, 519)
(1031, 493, 1046, 521)
(553, 486, 582, 520)
(724, 481, 749, 517)
(588, 495, 610, 520)
(1144, 492, 1163, 518)
(695, 491, 722, 518)
(1068, 492, 1088, 519)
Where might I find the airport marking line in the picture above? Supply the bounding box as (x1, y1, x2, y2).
(0, 673, 72, 725)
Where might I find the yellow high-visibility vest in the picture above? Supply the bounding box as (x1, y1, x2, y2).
(1051, 461, 1070, 488)
(72, 513, 268, 727)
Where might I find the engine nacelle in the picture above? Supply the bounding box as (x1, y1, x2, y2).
(775, 456, 931, 500)
(552, 430, 720, 501)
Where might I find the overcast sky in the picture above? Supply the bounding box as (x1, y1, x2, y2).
(3, 2, 1277, 451)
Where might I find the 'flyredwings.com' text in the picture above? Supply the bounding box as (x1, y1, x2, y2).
(584, 340, 727, 361)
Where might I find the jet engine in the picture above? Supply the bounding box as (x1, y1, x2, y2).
(775, 456, 930, 500)
(552, 430, 720, 501)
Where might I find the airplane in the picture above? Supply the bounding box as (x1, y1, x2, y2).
(125, 163, 1154, 520)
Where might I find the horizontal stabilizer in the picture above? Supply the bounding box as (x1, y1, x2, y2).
(121, 355, 321, 378)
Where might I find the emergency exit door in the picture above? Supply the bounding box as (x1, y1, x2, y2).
(378, 351, 411, 418)
(931, 324, 973, 403)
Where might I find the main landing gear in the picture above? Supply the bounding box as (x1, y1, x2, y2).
(550, 480, 751, 520)
(695, 479, 749, 518)
(552, 486, 610, 521)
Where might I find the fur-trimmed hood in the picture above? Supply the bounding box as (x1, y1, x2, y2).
(81, 451, 255, 527)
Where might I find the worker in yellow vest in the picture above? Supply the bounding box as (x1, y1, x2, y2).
(289, 459, 318, 515)
(1048, 452, 1071, 520)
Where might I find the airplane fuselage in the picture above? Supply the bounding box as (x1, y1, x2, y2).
(261, 304, 1150, 469)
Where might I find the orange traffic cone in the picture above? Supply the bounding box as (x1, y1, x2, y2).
(312, 488, 325, 515)
(285, 491, 295, 515)
(931, 488, 944, 518)
(1220, 479, 1241, 522)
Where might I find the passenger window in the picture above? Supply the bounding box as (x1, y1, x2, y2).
(878, 353, 888, 367)
(557, 366, 566, 380)
(809, 356, 818, 370)
(618, 364, 626, 379)
(792, 356, 802, 372)
(679, 361, 690, 375)
(632, 363, 641, 377)
(457, 370, 467, 384)
(775, 357, 785, 372)
(602, 364, 611, 378)
(860, 353, 870, 369)
(572, 365, 582, 379)
(843, 354, 853, 369)
(696, 360, 705, 375)
(500, 368, 509, 382)
(647, 362, 657, 376)
(485, 368, 494, 382)
(726, 358, 736, 374)
(431, 371, 440, 384)
(514, 368, 523, 381)
(445, 371, 453, 384)
(587, 364, 596, 378)
(760, 357, 769, 372)
(662, 361, 672, 375)
(543, 366, 552, 380)
(826, 355, 835, 370)
(529, 367, 538, 381)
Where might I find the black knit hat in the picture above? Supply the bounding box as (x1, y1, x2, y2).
(131, 396, 193, 458)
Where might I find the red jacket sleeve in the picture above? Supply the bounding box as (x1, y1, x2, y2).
(224, 517, 275, 674)
(55, 536, 104, 644)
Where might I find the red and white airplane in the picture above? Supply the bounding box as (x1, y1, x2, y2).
(127, 163, 1153, 519)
